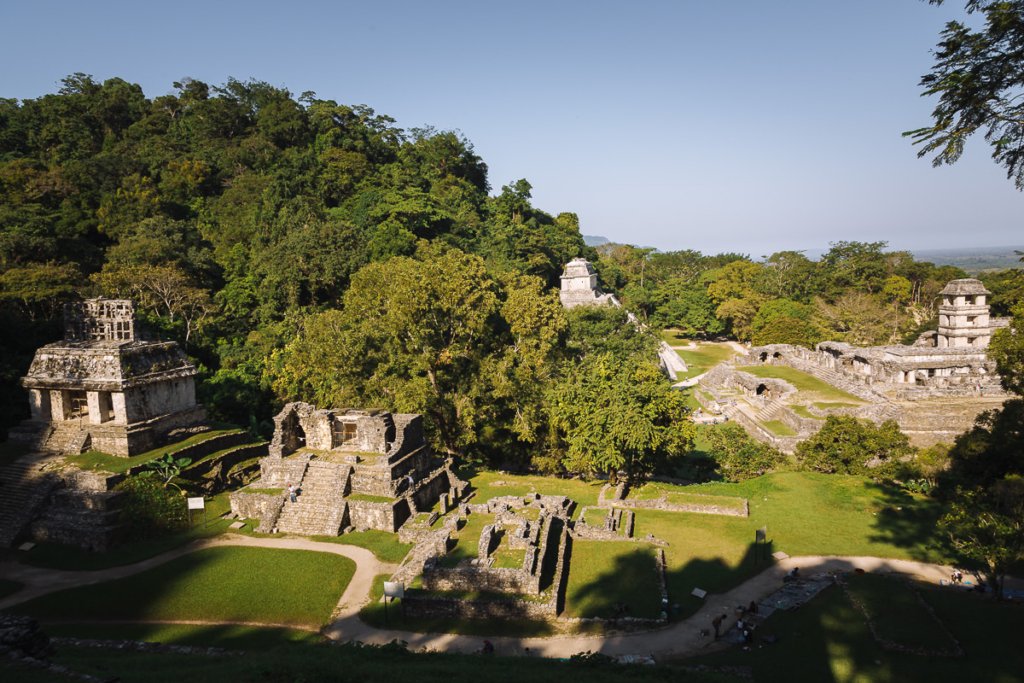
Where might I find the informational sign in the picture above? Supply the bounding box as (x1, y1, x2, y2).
(383, 581, 405, 599)
(187, 497, 206, 511)
(755, 527, 767, 543)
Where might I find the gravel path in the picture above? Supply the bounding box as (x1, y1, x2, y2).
(2, 536, 1017, 661)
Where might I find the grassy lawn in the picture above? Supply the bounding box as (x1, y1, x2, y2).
(741, 365, 863, 403)
(813, 401, 860, 410)
(676, 342, 738, 379)
(4, 635, 742, 683)
(44, 622, 324, 648)
(689, 580, 1024, 683)
(310, 529, 412, 564)
(15, 546, 354, 628)
(491, 527, 528, 569)
(844, 574, 959, 653)
(467, 470, 602, 518)
(790, 404, 823, 420)
(439, 513, 493, 567)
(22, 492, 234, 570)
(65, 428, 244, 474)
(565, 540, 662, 619)
(627, 471, 947, 619)
(345, 493, 395, 503)
(628, 483, 747, 513)
(762, 419, 797, 436)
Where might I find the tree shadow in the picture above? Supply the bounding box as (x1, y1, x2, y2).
(663, 538, 774, 620)
(863, 481, 961, 565)
(565, 538, 665, 619)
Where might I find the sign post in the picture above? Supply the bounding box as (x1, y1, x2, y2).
(187, 497, 206, 527)
(754, 526, 768, 564)
(383, 581, 405, 627)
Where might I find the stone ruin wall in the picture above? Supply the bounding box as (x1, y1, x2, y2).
(572, 506, 635, 541)
(403, 520, 569, 621)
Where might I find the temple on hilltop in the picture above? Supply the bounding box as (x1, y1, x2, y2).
(558, 257, 688, 379)
(231, 402, 465, 536)
(8, 298, 205, 456)
(559, 257, 619, 308)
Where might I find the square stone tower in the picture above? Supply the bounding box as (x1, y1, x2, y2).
(937, 279, 992, 349)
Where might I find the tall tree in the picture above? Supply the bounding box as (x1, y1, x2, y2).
(908, 1, 1024, 188)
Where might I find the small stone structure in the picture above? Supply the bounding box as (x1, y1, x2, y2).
(9, 299, 204, 456)
(559, 257, 619, 308)
(231, 402, 465, 536)
(403, 494, 572, 620)
(558, 257, 687, 379)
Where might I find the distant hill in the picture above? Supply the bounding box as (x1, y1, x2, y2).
(909, 246, 1024, 273)
(583, 234, 610, 247)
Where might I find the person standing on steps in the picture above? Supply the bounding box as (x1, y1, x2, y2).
(288, 483, 297, 503)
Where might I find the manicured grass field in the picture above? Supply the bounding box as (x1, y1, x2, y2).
(790, 404, 823, 420)
(761, 419, 797, 436)
(689, 579, 1024, 683)
(628, 483, 747, 512)
(66, 428, 244, 474)
(21, 492, 234, 570)
(843, 574, 959, 653)
(676, 343, 739, 379)
(15, 546, 355, 628)
(310, 529, 413, 564)
(564, 541, 662, 619)
(740, 365, 863, 403)
(628, 471, 946, 618)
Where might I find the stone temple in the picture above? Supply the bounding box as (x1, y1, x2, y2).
(9, 298, 204, 456)
(559, 257, 688, 379)
(559, 257, 620, 308)
(231, 402, 465, 536)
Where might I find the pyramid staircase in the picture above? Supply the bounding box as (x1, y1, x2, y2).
(0, 455, 62, 547)
(275, 460, 351, 536)
(755, 398, 787, 422)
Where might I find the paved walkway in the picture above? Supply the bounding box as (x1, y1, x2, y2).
(1, 537, 1015, 661)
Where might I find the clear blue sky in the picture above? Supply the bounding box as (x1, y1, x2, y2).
(1, 0, 1019, 256)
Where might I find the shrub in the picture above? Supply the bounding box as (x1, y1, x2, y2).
(114, 474, 189, 540)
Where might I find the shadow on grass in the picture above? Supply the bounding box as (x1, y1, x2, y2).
(864, 481, 960, 566)
(665, 538, 775, 620)
(13, 546, 353, 629)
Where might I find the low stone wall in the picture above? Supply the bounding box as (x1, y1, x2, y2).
(259, 454, 310, 487)
(601, 488, 749, 518)
(401, 593, 556, 620)
(421, 563, 542, 595)
(230, 487, 286, 523)
(572, 506, 634, 540)
(347, 498, 410, 532)
(180, 442, 267, 493)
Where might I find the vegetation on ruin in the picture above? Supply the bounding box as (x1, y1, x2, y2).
(13, 546, 355, 627)
(65, 428, 243, 474)
(738, 365, 863, 403)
